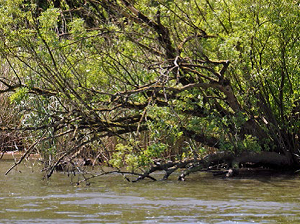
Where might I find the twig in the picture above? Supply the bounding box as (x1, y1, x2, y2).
(5, 130, 74, 175)
(5, 133, 46, 175)
(76, 170, 157, 185)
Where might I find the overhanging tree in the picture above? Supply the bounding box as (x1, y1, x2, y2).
(0, 0, 299, 180)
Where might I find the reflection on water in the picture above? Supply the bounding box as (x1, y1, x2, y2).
(1, 160, 300, 223)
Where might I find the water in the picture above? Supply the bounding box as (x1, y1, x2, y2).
(1, 160, 300, 223)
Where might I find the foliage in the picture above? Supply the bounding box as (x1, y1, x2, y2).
(0, 0, 300, 176)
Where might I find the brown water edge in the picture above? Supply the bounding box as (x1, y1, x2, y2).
(2, 159, 300, 223)
(1, 150, 299, 181)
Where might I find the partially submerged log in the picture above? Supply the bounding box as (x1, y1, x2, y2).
(131, 151, 296, 182)
(235, 151, 292, 167)
(178, 151, 295, 181)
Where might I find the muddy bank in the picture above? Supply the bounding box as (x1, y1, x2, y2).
(0, 151, 41, 160)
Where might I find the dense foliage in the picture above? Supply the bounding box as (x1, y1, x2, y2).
(0, 0, 299, 179)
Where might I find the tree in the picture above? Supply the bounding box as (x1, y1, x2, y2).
(0, 0, 299, 181)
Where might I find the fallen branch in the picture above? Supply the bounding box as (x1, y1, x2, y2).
(76, 170, 157, 185)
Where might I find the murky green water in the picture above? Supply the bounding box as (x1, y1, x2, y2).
(1, 160, 300, 223)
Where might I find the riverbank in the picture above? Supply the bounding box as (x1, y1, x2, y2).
(1, 150, 298, 181)
(0, 151, 41, 161)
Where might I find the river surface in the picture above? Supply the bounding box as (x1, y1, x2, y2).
(1, 159, 300, 223)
